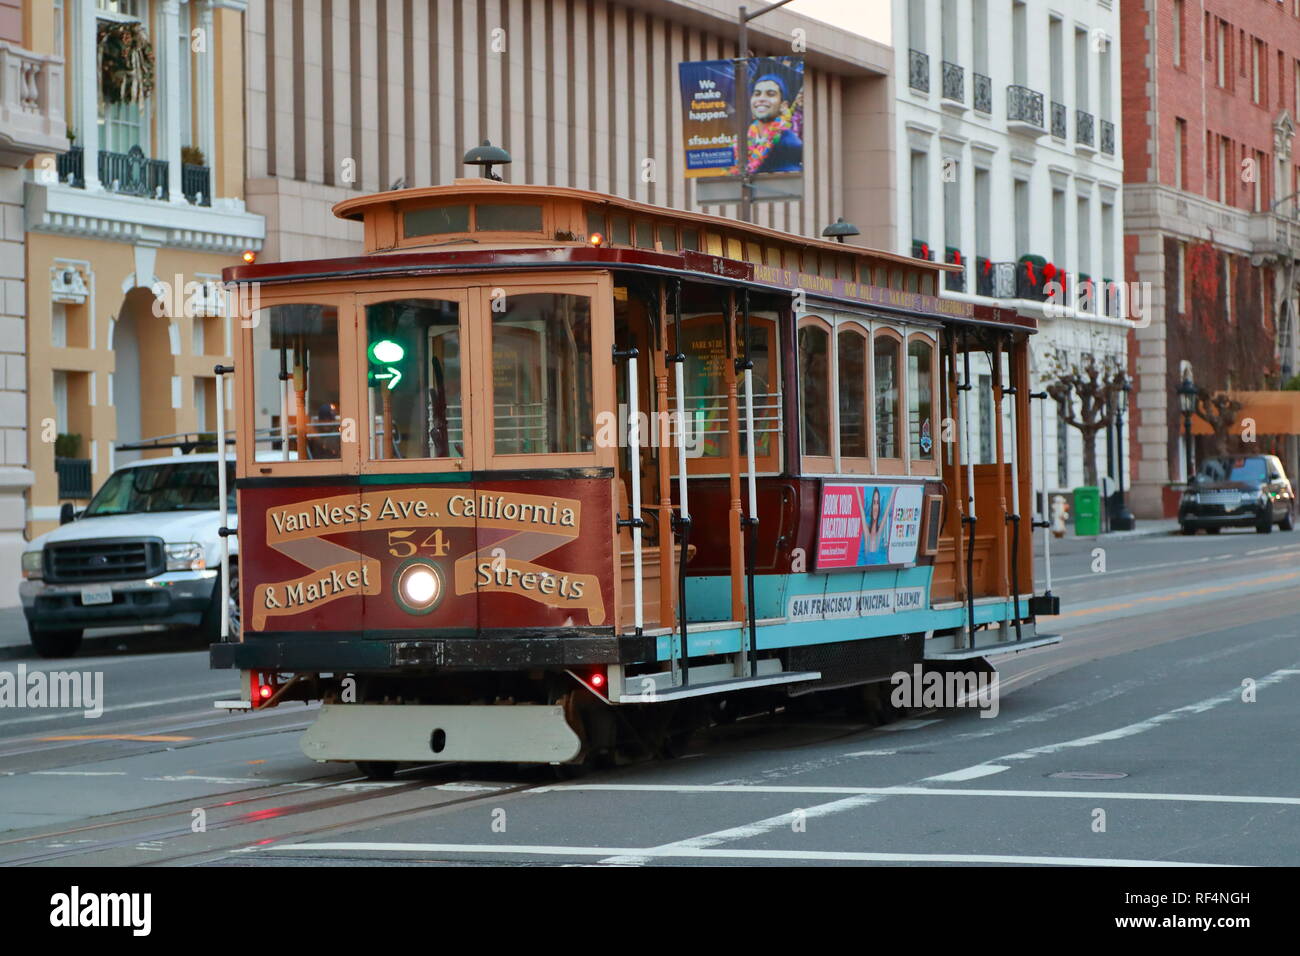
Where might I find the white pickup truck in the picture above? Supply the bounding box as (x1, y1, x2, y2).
(19, 453, 237, 658)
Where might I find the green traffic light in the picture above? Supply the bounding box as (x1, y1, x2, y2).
(368, 339, 405, 364)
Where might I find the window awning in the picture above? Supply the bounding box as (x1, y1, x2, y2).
(1190, 391, 1300, 436)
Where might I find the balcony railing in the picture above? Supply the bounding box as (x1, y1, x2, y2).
(941, 61, 964, 104)
(0, 41, 67, 158)
(55, 458, 92, 500)
(1100, 119, 1115, 154)
(909, 49, 930, 93)
(1076, 109, 1095, 147)
(1050, 101, 1067, 138)
(182, 163, 212, 206)
(944, 248, 965, 291)
(56, 144, 83, 187)
(1007, 85, 1044, 129)
(973, 72, 992, 113)
(98, 145, 169, 199)
(976, 260, 1017, 299)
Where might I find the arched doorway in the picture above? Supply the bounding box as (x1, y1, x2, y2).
(112, 287, 169, 463)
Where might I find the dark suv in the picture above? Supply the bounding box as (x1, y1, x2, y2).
(1179, 455, 1296, 535)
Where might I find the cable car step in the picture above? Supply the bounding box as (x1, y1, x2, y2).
(617, 670, 821, 703)
(924, 634, 1061, 661)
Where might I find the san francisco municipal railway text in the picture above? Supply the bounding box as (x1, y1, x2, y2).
(268, 493, 576, 534)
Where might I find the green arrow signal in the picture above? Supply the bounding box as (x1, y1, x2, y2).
(373, 366, 402, 391)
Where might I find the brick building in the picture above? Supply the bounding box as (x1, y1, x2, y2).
(1122, 0, 1300, 517)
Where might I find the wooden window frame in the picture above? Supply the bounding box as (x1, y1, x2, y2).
(238, 291, 361, 479)
(836, 320, 873, 474)
(796, 315, 835, 474)
(355, 287, 472, 475)
(477, 276, 614, 472)
(395, 201, 550, 248)
(907, 330, 941, 477)
(872, 326, 906, 475)
(669, 313, 782, 478)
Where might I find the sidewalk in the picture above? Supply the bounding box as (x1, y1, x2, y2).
(1096, 518, 1180, 540)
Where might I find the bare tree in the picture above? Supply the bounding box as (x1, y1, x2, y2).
(1042, 349, 1126, 487)
(1194, 389, 1243, 457)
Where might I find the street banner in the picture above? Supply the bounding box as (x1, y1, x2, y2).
(815, 482, 925, 571)
(677, 56, 805, 180)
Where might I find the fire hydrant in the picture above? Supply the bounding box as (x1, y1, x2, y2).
(1051, 494, 1069, 538)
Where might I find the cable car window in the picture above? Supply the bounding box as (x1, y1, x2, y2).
(681, 228, 699, 251)
(476, 203, 543, 232)
(798, 322, 831, 458)
(491, 293, 593, 455)
(837, 327, 868, 459)
(874, 332, 901, 459)
(679, 317, 729, 460)
(743, 320, 778, 463)
(252, 304, 341, 460)
(404, 204, 469, 237)
(908, 338, 935, 461)
(587, 209, 605, 239)
(610, 215, 631, 245)
(365, 299, 463, 461)
(635, 221, 654, 248)
(659, 226, 677, 251)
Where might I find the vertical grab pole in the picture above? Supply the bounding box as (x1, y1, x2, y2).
(1031, 389, 1053, 596)
(214, 363, 235, 641)
(670, 281, 691, 684)
(279, 344, 290, 461)
(1004, 337, 1023, 641)
(627, 351, 644, 634)
(738, 289, 759, 677)
(959, 327, 977, 649)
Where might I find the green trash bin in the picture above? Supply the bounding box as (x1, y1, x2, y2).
(1073, 486, 1101, 536)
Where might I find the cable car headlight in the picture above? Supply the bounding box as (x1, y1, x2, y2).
(393, 558, 444, 615)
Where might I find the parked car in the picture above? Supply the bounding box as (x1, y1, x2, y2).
(1179, 454, 1296, 535)
(19, 454, 238, 658)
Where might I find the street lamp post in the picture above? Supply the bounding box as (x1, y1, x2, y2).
(736, 0, 798, 223)
(1176, 374, 1199, 483)
(1111, 377, 1135, 530)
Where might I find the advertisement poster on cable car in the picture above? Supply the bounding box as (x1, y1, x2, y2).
(815, 482, 924, 571)
(678, 56, 805, 179)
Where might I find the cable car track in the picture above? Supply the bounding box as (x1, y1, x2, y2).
(0, 765, 480, 866)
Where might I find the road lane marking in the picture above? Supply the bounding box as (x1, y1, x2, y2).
(539, 783, 1300, 806)
(924, 764, 1010, 782)
(600, 794, 882, 866)
(1246, 546, 1282, 555)
(997, 662, 1300, 761)
(142, 775, 262, 785)
(36, 734, 193, 742)
(30, 770, 128, 776)
(255, 842, 1228, 867)
(843, 749, 899, 757)
(876, 718, 943, 732)
(1051, 570, 1300, 619)
(4, 691, 221, 727)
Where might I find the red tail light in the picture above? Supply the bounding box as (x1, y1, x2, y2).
(250, 671, 278, 707)
(589, 671, 605, 689)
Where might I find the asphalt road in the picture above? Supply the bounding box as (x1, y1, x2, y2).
(0, 526, 1296, 867)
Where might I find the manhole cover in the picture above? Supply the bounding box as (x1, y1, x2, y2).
(1048, 771, 1129, 780)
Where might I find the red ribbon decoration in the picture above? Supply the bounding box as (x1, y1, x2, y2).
(1044, 262, 1057, 280)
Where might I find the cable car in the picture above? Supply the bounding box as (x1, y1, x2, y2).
(210, 170, 1060, 774)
